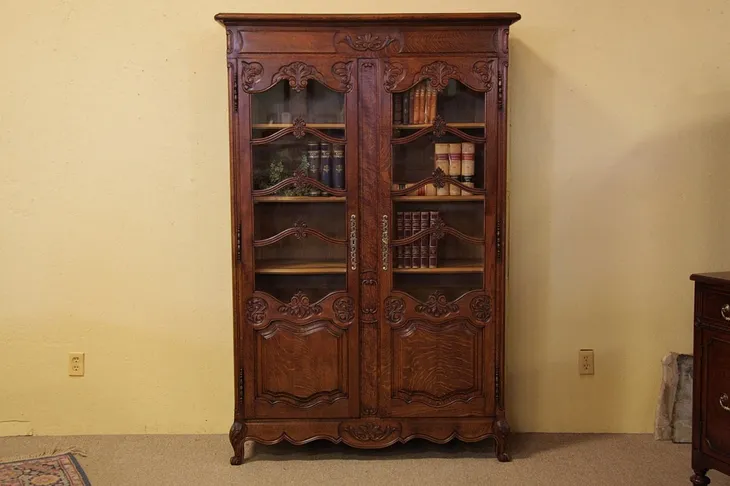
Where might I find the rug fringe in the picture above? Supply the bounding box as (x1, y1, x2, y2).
(0, 446, 87, 463)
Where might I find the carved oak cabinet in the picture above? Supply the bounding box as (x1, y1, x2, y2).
(214, 13, 520, 465)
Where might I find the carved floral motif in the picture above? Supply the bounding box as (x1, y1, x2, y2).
(332, 61, 354, 92)
(385, 296, 405, 324)
(472, 60, 495, 92)
(384, 62, 406, 92)
(361, 270, 377, 286)
(292, 117, 307, 139)
(432, 115, 447, 137)
(343, 422, 398, 441)
(240, 61, 264, 92)
(414, 61, 461, 92)
(278, 291, 322, 319)
(431, 167, 448, 189)
(272, 61, 325, 92)
(415, 291, 458, 318)
(333, 296, 355, 323)
(470, 295, 492, 322)
(246, 298, 267, 325)
(341, 33, 397, 51)
(293, 220, 308, 240)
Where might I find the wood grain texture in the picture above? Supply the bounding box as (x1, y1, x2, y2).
(691, 279, 730, 482)
(220, 12, 517, 464)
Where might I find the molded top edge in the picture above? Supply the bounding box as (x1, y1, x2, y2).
(214, 12, 521, 26)
(690, 272, 730, 285)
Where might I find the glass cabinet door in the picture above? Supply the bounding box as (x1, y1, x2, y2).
(239, 59, 358, 419)
(379, 59, 496, 418)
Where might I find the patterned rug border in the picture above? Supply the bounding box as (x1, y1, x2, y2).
(0, 451, 91, 486)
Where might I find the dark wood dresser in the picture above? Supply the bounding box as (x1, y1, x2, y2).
(691, 272, 730, 485)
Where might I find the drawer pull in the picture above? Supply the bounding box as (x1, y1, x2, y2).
(722, 304, 730, 321)
(722, 393, 730, 412)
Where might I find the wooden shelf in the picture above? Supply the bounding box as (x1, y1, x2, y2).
(393, 122, 484, 129)
(256, 261, 346, 274)
(394, 261, 484, 274)
(392, 195, 484, 202)
(255, 196, 346, 203)
(253, 123, 345, 129)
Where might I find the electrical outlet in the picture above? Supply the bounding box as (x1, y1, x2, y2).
(68, 352, 85, 376)
(579, 349, 594, 375)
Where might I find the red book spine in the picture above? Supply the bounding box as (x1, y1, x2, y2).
(403, 212, 412, 269)
(411, 210, 420, 269)
(396, 212, 404, 269)
(420, 211, 429, 268)
(429, 211, 439, 268)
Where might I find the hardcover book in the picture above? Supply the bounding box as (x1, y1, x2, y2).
(403, 212, 412, 269)
(408, 88, 416, 124)
(411, 210, 420, 268)
(461, 142, 475, 194)
(402, 91, 410, 126)
(320, 143, 332, 189)
(332, 143, 345, 189)
(420, 211, 429, 268)
(393, 93, 403, 125)
(306, 141, 321, 196)
(448, 143, 462, 196)
(429, 211, 439, 268)
(434, 143, 450, 196)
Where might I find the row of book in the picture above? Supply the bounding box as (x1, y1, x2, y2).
(393, 81, 438, 126)
(392, 143, 476, 196)
(396, 211, 440, 269)
(306, 142, 345, 193)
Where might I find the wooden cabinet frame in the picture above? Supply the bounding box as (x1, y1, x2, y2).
(216, 12, 520, 465)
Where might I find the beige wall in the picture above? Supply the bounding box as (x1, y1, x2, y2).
(1, 0, 729, 435)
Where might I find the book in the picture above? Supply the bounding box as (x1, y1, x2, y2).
(430, 85, 438, 123)
(332, 143, 345, 189)
(402, 90, 410, 126)
(320, 143, 332, 189)
(434, 143, 450, 196)
(396, 212, 404, 268)
(408, 88, 416, 124)
(424, 85, 433, 123)
(306, 141, 321, 196)
(461, 143, 475, 195)
(393, 93, 403, 125)
(448, 143, 462, 196)
(429, 211, 439, 268)
(411, 210, 420, 268)
(414, 85, 423, 124)
(403, 212, 412, 269)
(420, 211, 429, 268)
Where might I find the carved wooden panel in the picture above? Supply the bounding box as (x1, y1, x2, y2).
(239, 58, 355, 94)
(392, 319, 483, 408)
(401, 29, 498, 53)
(255, 320, 348, 414)
(382, 57, 497, 94)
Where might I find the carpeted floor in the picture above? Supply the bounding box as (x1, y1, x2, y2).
(1, 434, 728, 486)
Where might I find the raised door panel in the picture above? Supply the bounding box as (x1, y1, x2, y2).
(701, 330, 730, 461)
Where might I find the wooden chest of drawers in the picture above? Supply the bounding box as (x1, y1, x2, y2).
(691, 272, 730, 485)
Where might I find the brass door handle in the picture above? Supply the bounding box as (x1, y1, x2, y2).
(381, 215, 389, 271)
(350, 214, 357, 271)
(721, 304, 730, 321)
(721, 393, 730, 412)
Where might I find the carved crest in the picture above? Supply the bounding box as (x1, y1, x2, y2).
(432, 115, 447, 137)
(240, 61, 264, 92)
(293, 220, 308, 239)
(333, 296, 355, 323)
(415, 291, 458, 318)
(343, 423, 398, 441)
(430, 214, 447, 240)
(272, 61, 325, 92)
(414, 61, 461, 92)
(470, 295, 492, 322)
(341, 33, 397, 51)
(278, 291, 322, 319)
(292, 169, 309, 189)
(472, 60, 495, 92)
(292, 117, 306, 139)
(431, 167, 448, 189)
(384, 62, 406, 92)
(385, 296, 405, 324)
(332, 61, 354, 92)
(245, 298, 267, 325)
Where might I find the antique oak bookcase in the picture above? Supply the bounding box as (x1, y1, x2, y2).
(215, 13, 520, 465)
